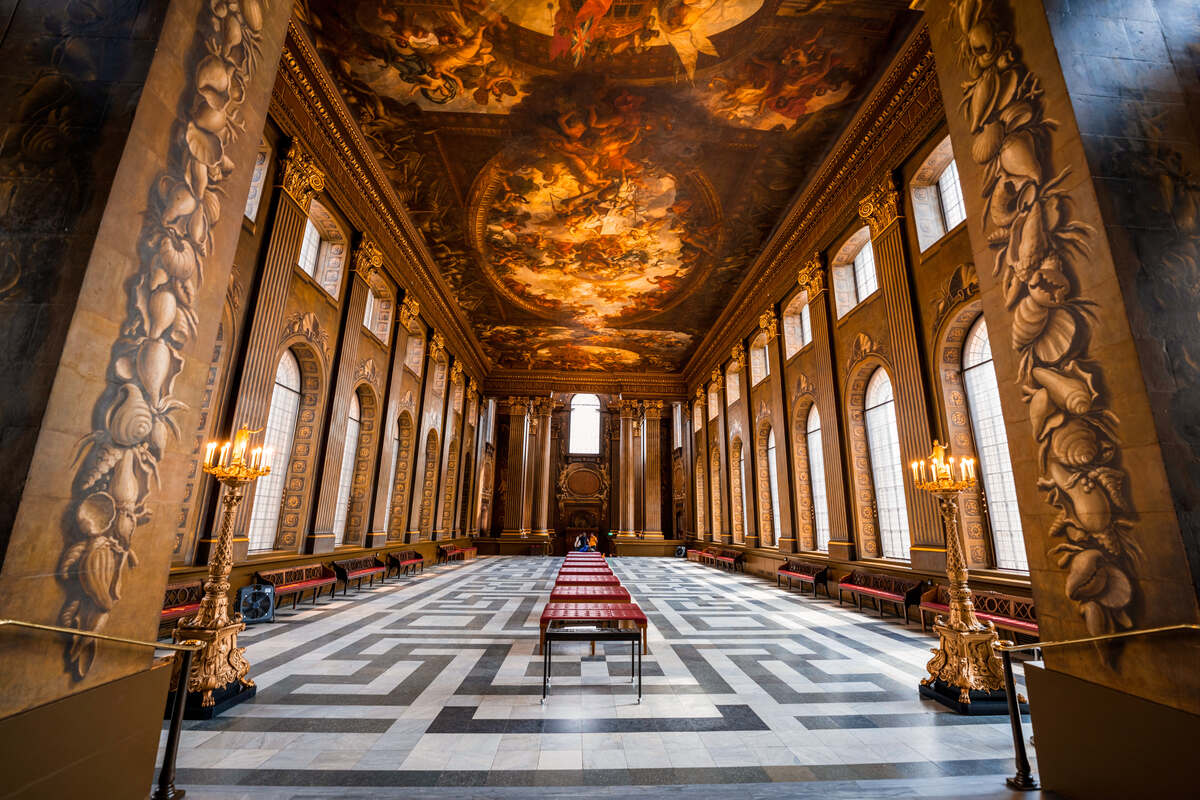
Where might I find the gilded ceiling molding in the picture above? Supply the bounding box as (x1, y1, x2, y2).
(683, 27, 938, 382)
(352, 236, 383, 281)
(272, 23, 488, 375)
(947, 0, 1136, 639)
(798, 253, 827, 297)
(758, 310, 779, 341)
(280, 140, 325, 207)
(56, 0, 271, 678)
(484, 370, 686, 399)
(857, 175, 902, 234)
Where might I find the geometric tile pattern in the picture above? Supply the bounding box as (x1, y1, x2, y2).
(163, 556, 1035, 798)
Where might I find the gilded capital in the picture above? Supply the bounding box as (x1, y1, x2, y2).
(730, 342, 746, 370)
(430, 332, 446, 359)
(468, 376, 480, 395)
(858, 174, 901, 233)
(797, 252, 827, 297)
(641, 399, 664, 419)
(352, 238, 383, 281)
(709, 369, 724, 391)
(693, 386, 704, 402)
(280, 142, 325, 208)
(398, 295, 419, 328)
(758, 310, 778, 341)
(619, 398, 640, 418)
(450, 361, 464, 383)
(507, 396, 529, 416)
(532, 396, 554, 417)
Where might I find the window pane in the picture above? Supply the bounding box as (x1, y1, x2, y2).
(363, 290, 376, 331)
(783, 293, 808, 358)
(864, 370, 910, 560)
(806, 407, 830, 551)
(853, 241, 878, 301)
(298, 218, 321, 277)
(767, 430, 782, 547)
(247, 353, 303, 553)
(243, 148, 269, 221)
(382, 422, 401, 531)
(963, 318, 1027, 571)
(750, 341, 768, 384)
(800, 303, 812, 347)
(568, 394, 601, 454)
(331, 394, 362, 546)
(938, 160, 966, 230)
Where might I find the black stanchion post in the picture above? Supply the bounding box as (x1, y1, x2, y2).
(153, 648, 194, 800)
(1000, 647, 1038, 791)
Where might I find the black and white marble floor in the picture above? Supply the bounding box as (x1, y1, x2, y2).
(161, 555, 1042, 799)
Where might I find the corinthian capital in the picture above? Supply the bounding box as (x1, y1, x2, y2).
(280, 141, 325, 208)
(858, 174, 901, 233)
(730, 342, 746, 370)
(641, 399, 664, 418)
(758, 310, 778, 341)
(398, 295, 419, 328)
(797, 252, 826, 297)
(507, 396, 529, 416)
(353, 237, 383, 281)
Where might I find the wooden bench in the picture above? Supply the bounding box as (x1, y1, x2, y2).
(437, 544, 478, 564)
(777, 560, 831, 597)
(160, 580, 204, 632)
(837, 570, 923, 625)
(539, 602, 648, 655)
(712, 549, 745, 572)
(386, 550, 425, 577)
(255, 564, 337, 610)
(685, 548, 705, 562)
(331, 556, 386, 595)
(919, 584, 1038, 639)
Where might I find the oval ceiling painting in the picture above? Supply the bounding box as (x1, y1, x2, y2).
(472, 80, 719, 325)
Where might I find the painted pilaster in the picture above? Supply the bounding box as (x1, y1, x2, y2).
(531, 396, 555, 538)
(500, 396, 529, 537)
(642, 400, 665, 538)
(617, 398, 638, 538)
(760, 309, 797, 553)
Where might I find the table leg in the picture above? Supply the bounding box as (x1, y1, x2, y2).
(542, 637, 548, 703)
(637, 636, 643, 702)
(641, 624, 647, 655)
(630, 636, 635, 684)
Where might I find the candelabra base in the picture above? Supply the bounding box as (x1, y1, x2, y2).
(165, 680, 257, 721)
(173, 618, 253, 712)
(920, 621, 1026, 715)
(919, 679, 1021, 716)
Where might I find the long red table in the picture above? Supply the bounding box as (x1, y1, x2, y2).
(549, 585, 631, 604)
(553, 574, 620, 586)
(539, 602, 648, 654)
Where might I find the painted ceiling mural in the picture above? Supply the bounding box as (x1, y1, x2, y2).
(301, 0, 916, 371)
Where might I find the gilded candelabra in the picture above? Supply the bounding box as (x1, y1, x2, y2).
(173, 426, 270, 707)
(913, 442, 1008, 706)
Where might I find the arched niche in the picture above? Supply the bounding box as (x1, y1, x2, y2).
(831, 227, 874, 319)
(729, 434, 746, 545)
(419, 429, 440, 536)
(790, 391, 818, 552)
(386, 410, 416, 540)
(344, 382, 379, 546)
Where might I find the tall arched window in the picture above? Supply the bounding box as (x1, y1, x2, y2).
(806, 406, 831, 551)
(963, 317, 1027, 571)
(331, 393, 361, 546)
(767, 429, 782, 547)
(247, 352, 302, 554)
(568, 393, 601, 454)
(864, 369, 910, 560)
(783, 292, 812, 358)
(382, 416, 401, 531)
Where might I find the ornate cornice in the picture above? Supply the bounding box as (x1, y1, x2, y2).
(272, 21, 487, 376)
(797, 252, 826, 297)
(280, 140, 325, 207)
(483, 369, 686, 399)
(858, 174, 902, 234)
(682, 24, 938, 383)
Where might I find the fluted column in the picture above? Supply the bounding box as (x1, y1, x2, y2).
(531, 396, 554, 538)
(642, 400, 665, 539)
(859, 177, 939, 561)
(215, 142, 323, 560)
(617, 399, 638, 538)
(307, 238, 376, 553)
(500, 396, 529, 537)
(799, 255, 854, 559)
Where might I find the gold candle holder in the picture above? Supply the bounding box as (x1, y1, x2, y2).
(174, 425, 270, 707)
(913, 441, 1007, 707)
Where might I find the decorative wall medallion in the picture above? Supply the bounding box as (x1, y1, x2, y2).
(56, 0, 271, 677)
(846, 332, 876, 371)
(284, 311, 330, 358)
(947, 0, 1136, 638)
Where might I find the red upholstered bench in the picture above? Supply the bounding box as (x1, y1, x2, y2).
(438, 544, 477, 563)
(160, 580, 204, 632)
(554, 573, 621, 586)
(712, 550, 745, 572)
(386, 550, 425, 577)
(777, 560, 831, 597)
(920, 585, 1039, 639)
(332, 556, 387, 595)
(539, 602, 648, 655)
(837, 570, 924, 625)
(558, 567, 613, 575)
(685, 548, 704, 562)
(255, 564, 337, 610)
(549, 585, 632, 604)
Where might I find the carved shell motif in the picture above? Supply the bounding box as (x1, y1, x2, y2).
(56, 1, 271, 678)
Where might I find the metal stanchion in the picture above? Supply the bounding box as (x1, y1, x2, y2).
(152, 648, 195, 800)
(999, 647, 1038, 791)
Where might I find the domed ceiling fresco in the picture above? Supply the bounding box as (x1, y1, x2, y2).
(301, 0, 917, 371)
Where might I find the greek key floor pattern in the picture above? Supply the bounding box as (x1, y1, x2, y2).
(162, 555, 1041, 799)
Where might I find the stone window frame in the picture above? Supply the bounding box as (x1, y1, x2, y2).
(361, 270, 395, 345)
(910, 134, 967, 252)
(749, 331, 770, 385)
(831, 227, 877, 320)
(270, 339, 328, 555)
(694, 453, 708, 538)
(709, 444, 723, 537)
(843, 355, 907, 560)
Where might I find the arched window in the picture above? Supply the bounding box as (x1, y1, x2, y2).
(568, 393, 601, 454)
(296, 200, 347, 297)
(911, 136, 967, 251)
(405, 333, 425, 375)
(832, 232, 878, 318)
(382, 415, 401, 530)
(864, 369, 910, 560)
(363, 289, 377, 332)
(247, 352, 302, 554)
(962, 317, 1027, 571)
(783, 292, 812, 358)
(937, 161, 966, 230)
(806, 406, 831, 551)
(331, 393, 361, 546)
(767, 428, 782, 547)
(750, 333, 770, 384)
(725, 365, 740, 406)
